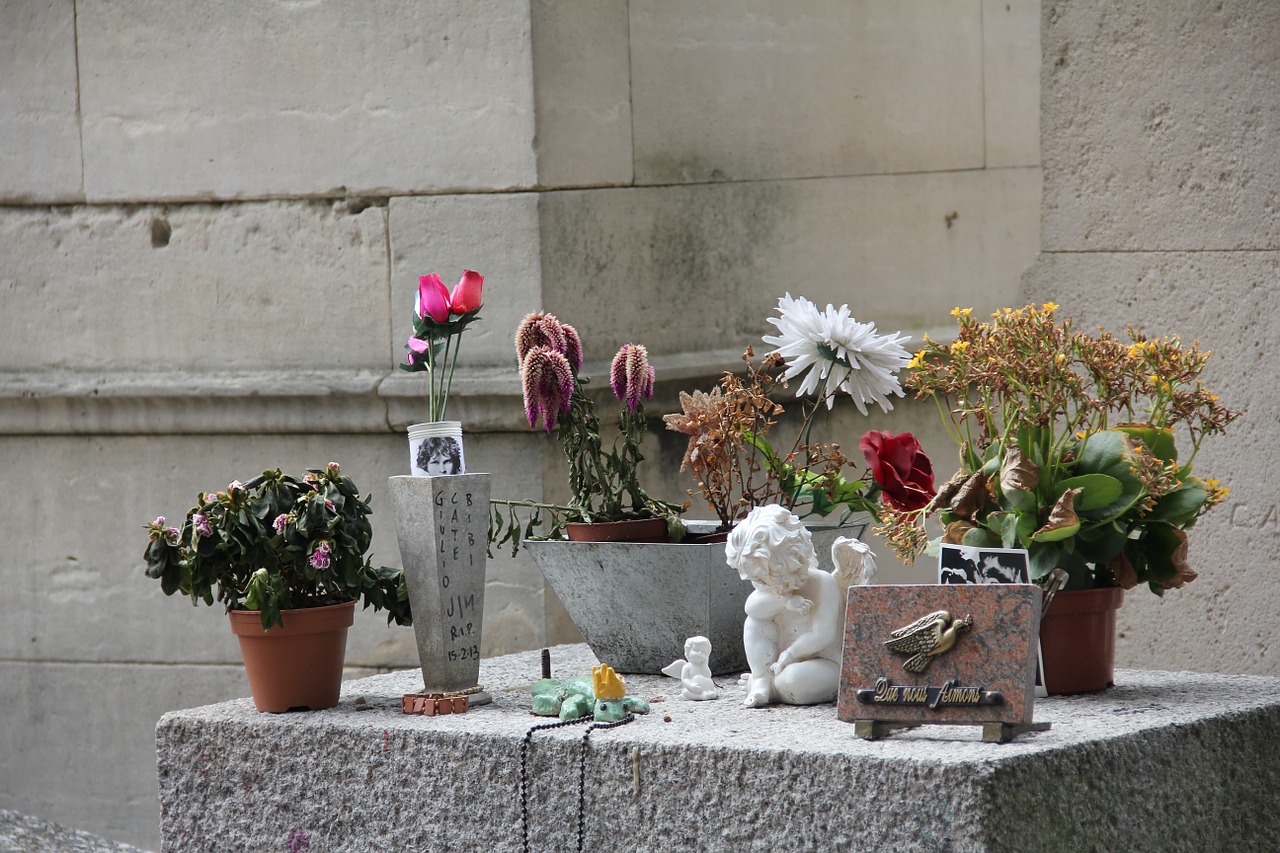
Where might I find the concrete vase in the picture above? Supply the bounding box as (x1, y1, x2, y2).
(228, 600, 355, 713)
(526, 519, 866, 675)
(388, 474, 490, 693)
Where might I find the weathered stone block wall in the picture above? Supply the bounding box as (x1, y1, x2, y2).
(0, 1, 1041, 847)
(1024, 2, 1280, 675)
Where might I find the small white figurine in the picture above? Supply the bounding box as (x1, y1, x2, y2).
(661, 636, 719, 700)
(726, 505, 876, 707)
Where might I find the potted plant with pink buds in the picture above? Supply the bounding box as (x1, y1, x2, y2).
(490, 311, 684, 549)
(400, 270, 484, 476)
(143, 464, 410, 712)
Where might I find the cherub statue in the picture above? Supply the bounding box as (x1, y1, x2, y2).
(726, 505, 876, 707)
(661, 636, 719, 700)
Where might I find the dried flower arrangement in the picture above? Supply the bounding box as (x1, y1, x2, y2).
(665, 294, 933, 531)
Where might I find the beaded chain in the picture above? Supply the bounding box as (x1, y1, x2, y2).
(520, 713, 637, 853)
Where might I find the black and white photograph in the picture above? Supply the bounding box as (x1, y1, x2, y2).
(939, 544, 1030, 585)
(411, 435, 465, 477)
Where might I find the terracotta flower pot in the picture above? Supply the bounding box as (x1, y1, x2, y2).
(565, 517, 670, 543)
(228, 600, 355, 712)
(1039, 586, 1124, 695)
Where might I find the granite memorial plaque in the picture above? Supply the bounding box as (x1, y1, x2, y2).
(838, 584, 1045, 741)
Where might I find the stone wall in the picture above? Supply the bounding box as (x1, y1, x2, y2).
(1024, 2, 1280, 675)
(0, 1, 1041, 848)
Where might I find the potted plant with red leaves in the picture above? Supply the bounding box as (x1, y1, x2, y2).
(877, 303, 1238, 693)
(401, 270, 484, 476)
(144, 464, 410, 712)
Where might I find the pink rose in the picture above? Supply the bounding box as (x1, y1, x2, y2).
(416, 274, 451, 324)
(450, 270, 484, 314)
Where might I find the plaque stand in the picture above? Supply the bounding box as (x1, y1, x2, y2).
(388, 474, 491, 707)
(853, 719, 1051, 743)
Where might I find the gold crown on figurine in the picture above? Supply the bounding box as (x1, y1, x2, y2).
(592, 663, 626, 700)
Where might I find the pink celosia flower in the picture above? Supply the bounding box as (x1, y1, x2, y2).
(560, 323, 583, 373)
(520, 346, 575, 433)
(514, 312, 583, 372)
(610, 343, 655, 413)
(416, 274, 451, 324)
(515, 312, 562, 365)
(193, 513, 213, 537)
(273, 514, 289, 535)
(309, 542, 332, 570)
(449, 270, 484, 314)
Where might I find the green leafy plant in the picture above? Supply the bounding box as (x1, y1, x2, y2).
(878, 303, 1238, 593)
(144, 464, 411, 630)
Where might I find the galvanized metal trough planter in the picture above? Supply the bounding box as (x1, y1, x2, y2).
(525, 519, 867, 675)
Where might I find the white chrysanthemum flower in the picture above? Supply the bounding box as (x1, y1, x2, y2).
(762, 293, 912, 415)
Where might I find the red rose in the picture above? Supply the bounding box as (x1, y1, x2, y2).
(860, 430, 936, 512)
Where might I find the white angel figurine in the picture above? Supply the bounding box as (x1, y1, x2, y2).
(662, 636, 719, 700)
(726, 505, 876, 707)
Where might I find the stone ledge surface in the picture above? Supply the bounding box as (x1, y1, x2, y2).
(157, 644, 1280, 852)
(0, 810, 150, 853)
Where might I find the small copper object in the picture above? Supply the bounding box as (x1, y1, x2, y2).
(401, 690, 475, 716)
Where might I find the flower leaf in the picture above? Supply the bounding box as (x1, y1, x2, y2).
(949, 472, 989, 519)
(1000, 442, 1040, 493)
(1115, 423, 1178, 464)
(1028, 541, 1062, 581)
(1055, 474, 1124, 512)
(1031, 488, 1082, 542)
(1145, 479, 1208, 525)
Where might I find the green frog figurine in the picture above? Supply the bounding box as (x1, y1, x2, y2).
(532, 663, 651, 722)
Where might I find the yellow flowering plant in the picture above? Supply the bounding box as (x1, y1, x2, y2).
(879, 303, 1238, 594)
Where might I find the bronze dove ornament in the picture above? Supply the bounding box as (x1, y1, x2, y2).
(883, 610, 973, 674)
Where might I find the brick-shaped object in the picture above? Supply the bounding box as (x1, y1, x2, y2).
(402, 693, 472, 717)
(838, 584, 1041, 727)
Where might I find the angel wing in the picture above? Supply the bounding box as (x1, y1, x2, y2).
(830, 536, 877, 599)
(883, 610, 949, 655)
(660, 658, 687, 680)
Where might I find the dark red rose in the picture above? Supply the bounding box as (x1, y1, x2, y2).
(860, 430, 936, 512)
